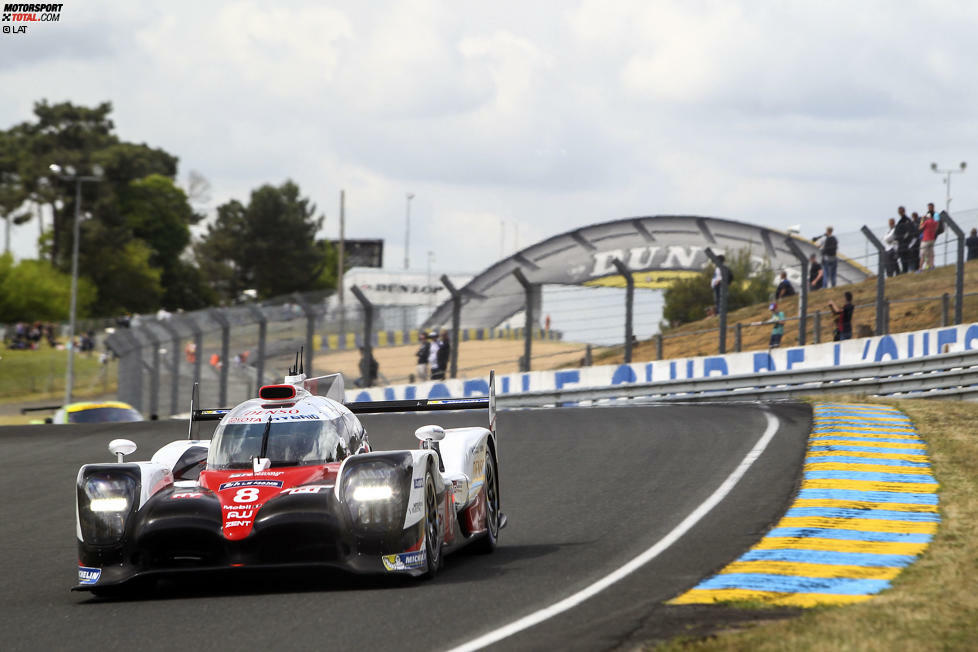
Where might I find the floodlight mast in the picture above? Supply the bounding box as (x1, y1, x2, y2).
(49, 163, 103, 405)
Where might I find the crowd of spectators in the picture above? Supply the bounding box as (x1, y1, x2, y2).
(5, 322, 97, 352)
(881, 204, 965, 275)
(7, 322, 58, 350)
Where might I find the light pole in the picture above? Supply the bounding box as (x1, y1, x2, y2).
(931, 161, 967, 266)
(404, 193, 414, 269)
(49, 163, 103, 405)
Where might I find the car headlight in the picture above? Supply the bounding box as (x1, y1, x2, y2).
(342, 460, 409, 529)
(352, 485, 393, 502)
(78, 467, 140, 545)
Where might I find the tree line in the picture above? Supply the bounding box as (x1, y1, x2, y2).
(0, 100, 337, 323)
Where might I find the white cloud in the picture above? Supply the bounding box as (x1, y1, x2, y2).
(1, 0, 977, 275)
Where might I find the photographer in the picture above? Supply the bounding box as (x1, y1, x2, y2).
(813, 226, 839, 287)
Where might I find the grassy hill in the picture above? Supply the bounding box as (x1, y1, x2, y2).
(595, 259, 978, 365)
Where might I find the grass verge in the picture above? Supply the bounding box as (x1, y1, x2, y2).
(651, 397, 978, 650)
(0, 347, 117, 404)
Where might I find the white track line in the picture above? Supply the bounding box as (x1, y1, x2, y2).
(446, 410, 781, 652)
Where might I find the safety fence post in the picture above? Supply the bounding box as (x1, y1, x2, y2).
(610, 258, 634, 363)
(350, 286, 375, 387)
(940, 211, 965, 324)
(140, 326, 161, 419)
(860, 226, 887, 336)
(942, 294, 949, 328)
(106, 328, 144, 413)
(512, 269, 535, 371)
(440, 274, 462, 378)
(734, 323, 742, 352)
(813, 310, 821, 344)
(157, 319, 182, 417)
(209, 309, 230, 407)
(783, 237, 809, 346)
(704, 248, 728, 354)
(246, 304, 267, 393)
(293, 293, 316, 379)
(655, 333, 663, 360)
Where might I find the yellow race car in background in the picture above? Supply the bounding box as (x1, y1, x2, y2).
(22, 401, 144, 424)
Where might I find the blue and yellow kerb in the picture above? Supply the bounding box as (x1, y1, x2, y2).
(672, 403, 939, 607)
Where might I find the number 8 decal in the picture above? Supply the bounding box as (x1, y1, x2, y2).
(234, 487, 260, 503)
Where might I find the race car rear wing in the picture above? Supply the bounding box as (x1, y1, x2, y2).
(191, 371, 497, 437)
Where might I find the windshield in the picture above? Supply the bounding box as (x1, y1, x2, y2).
(68, 407, 143, 423)
(207, 418, 350, 469)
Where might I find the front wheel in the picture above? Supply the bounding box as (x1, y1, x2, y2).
(472, 452, 499, 554)
(422, 467, 443, 579)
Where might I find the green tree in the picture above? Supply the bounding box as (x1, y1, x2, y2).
(1, 100, 208, 316)
(0, 252, 96, 322)
(661, 249, 774, 329)
(197, 181, 336, 301)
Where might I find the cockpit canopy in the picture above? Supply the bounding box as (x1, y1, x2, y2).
(207, 398, 366, 470)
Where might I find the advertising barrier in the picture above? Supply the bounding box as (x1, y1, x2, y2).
(345, 322, 978, 403)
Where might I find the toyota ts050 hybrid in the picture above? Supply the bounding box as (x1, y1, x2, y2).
(73, 363, 503, 593)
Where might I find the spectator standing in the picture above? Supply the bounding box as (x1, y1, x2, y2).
(775, 271, 795, 300)
(355, 347, 379, 388)
(966, 228, 978, 261)
(414, 331, 430, 381)
(710, 254, 729, 313)
(894, 206, 916, 274)
(808, 253, 824, 291)
(426, 331, 441, 380)
(883, 218, 899, 277)
(910, 212, 922, 271)
(919, 211, 938, 270)
(817, 226, 839, 287)
(828, 291, 854, 341)
(433, 329, 451, 380)
(752, 303, 786, 348)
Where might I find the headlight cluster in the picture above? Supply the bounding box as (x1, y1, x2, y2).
(78, 470, 139, 545)
(342, 461, 408, 528)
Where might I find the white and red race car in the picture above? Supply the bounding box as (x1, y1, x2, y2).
(74, 365, 502, 593)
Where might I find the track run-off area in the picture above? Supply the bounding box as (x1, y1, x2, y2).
(0, 403, 819, 651)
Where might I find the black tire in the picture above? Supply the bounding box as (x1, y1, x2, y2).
(422, 467, 443, 579)
(472, 451, 499, 554)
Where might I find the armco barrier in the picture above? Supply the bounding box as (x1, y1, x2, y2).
(496, 349, 978, 405)
(346, 322, 978, 404)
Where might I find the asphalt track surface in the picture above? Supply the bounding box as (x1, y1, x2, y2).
(0, 402, 811, 651)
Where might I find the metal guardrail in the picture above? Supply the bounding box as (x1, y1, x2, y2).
(496, 349, 978, 406)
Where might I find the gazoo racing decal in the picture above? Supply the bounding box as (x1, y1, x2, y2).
(281, 485, 333, 495)
(170, 492, 204, 499)
(382, 549, 427, 572)
(218, 480, 284, 491)
(78, 566, 101, 585)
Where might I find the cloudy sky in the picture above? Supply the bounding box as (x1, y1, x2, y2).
(2, 0, 977, 275)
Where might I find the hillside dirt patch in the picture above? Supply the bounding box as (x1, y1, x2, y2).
(599, 259, 978, 365)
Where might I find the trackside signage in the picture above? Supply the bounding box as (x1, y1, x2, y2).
(346, 322, 978, 402)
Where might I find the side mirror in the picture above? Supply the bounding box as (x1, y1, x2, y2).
(108, 438, 137, 462)
(415, 425, 446, 443)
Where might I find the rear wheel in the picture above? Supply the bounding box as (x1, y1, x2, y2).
(472, 452, 499, 554)
(422, 467, 442, 578)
